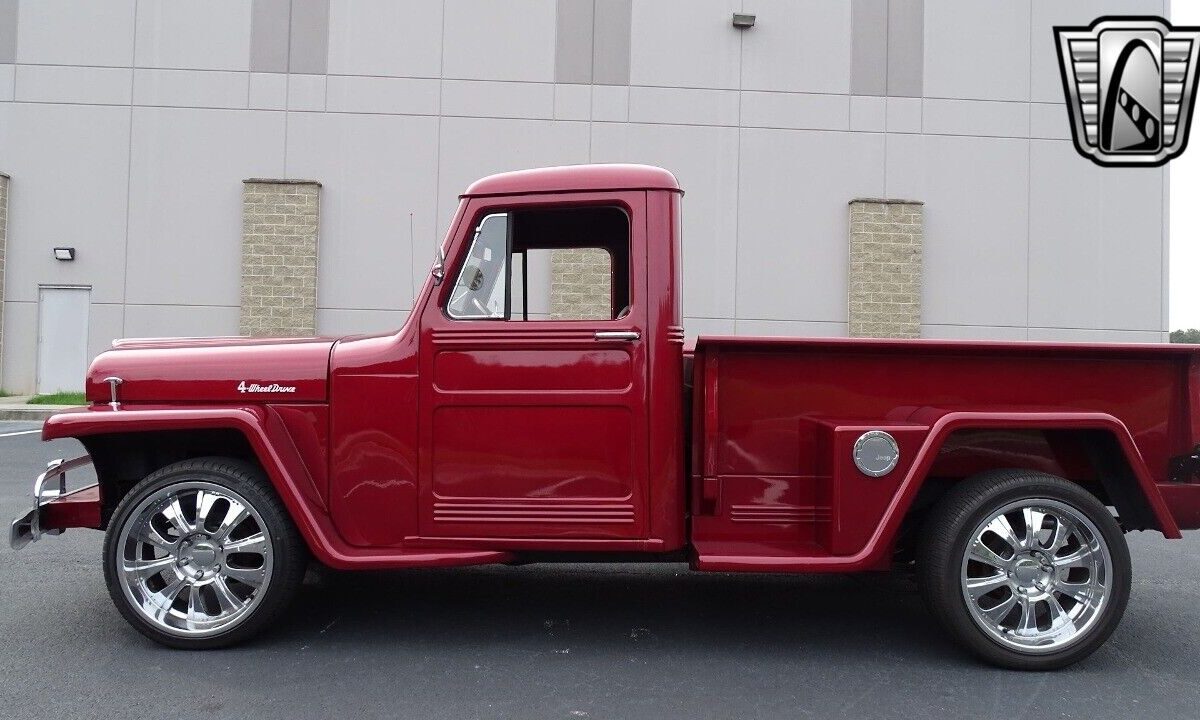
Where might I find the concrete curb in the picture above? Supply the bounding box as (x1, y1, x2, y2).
(0, 406, 73, 422)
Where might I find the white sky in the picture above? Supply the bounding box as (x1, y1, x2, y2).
(1171, 3, 1200, 329)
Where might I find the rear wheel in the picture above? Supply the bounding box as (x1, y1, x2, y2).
(103, 457, 307, 648)
(917, 470, 1130, 670)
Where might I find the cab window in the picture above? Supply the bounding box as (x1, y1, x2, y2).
(446, 206, 630, 321)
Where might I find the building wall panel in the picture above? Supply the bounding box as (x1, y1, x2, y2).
(0, 0, 1175, 390)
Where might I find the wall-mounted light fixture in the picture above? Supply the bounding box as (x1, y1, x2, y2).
(732, 13, 756, 29)
(53, 247, 76, 261)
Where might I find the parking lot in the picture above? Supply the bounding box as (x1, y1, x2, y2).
(2, 420, 1199, 719)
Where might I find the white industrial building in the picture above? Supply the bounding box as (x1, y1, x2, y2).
(0, 0, 1174, 393)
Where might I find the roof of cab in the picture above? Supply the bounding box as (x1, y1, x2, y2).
(462, 164, 681, 198)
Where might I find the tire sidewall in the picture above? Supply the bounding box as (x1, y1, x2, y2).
(926, 475, 1131, 670)
(102, 459, 302, 649)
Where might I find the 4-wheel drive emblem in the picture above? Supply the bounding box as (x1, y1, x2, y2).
(1055, 16, 1200, 166)
(237, 381, 297, 394)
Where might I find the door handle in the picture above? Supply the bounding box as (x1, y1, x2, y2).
(594, 331, 641, 342)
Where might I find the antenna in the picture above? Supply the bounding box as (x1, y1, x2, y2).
(409, 211, 416, 304)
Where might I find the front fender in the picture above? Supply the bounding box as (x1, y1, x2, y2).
(41, 406, 512, 569)
(44, 404, 329, 538)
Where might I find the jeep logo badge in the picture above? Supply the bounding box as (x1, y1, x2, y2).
(1055, 16, 1200, 167)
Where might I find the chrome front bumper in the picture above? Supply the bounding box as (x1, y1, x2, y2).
(9, 456, 93, 550)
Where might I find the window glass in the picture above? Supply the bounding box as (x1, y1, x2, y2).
(447, 213, 508, 319)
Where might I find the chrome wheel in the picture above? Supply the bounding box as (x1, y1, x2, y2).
(960, 498, 1112, 654)
(115, 481, 273, 638)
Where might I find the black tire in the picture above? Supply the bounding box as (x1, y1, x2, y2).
(103, 457, 308, 649)
(916, 469, 1131, 670)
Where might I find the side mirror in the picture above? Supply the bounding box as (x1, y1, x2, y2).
(431, 245, 446, 285)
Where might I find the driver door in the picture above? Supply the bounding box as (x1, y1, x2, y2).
(417, 195, 650, 541)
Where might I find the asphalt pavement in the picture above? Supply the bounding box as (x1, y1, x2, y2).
(2, 420, 1199, 719)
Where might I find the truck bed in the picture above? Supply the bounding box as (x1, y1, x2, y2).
(687, 336, 1200, 571)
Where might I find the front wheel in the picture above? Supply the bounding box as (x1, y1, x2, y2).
(103, 457, 307, 648)
(917, 470, 1131, 670)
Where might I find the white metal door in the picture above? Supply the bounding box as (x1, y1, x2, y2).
(37, 286, 91, 394)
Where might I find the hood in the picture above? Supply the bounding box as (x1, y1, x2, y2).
(86, 336, 335, 404)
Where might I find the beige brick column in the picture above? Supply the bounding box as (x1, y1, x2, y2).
(848, 199, 924, 338)
(551, 248, 611, 320)
(0, 173, 9, 386)
(240, 179, 320, 337)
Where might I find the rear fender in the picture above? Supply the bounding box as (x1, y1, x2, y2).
(902, 408, 1180, 538)
(696, 409, 1179, 573)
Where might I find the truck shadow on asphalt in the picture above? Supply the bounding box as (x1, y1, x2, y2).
(269, 563, 957, 662)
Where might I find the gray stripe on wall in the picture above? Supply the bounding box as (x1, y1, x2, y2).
(250, 0, 290, 73)
(0, 0, 18, 64)
(850, 0, 888, 96)
(592, 0, 632, 86)
(887, 0, 924, 97)
(289, 0, 330, 75)
(556, 0, 594, 84)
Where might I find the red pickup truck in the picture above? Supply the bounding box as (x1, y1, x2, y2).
(11, 164, 1200, 669)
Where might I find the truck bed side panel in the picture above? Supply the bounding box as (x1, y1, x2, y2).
(690, 338, 1200, 569)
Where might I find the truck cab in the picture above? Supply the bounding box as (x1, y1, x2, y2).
(328, 165, 686, 551)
